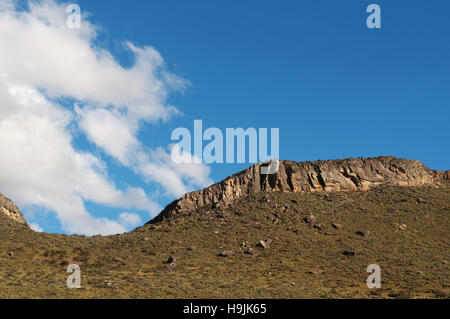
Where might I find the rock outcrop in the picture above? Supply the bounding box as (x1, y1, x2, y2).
(149, 156, 446, 223)
(434, 170, 450, 181)
(0, 193, 29, 227)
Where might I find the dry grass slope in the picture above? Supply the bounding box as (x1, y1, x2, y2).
(0, 183, 449, 299)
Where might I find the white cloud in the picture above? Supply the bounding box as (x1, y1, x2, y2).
(139, 147, 213, 197)
(0, 0, 15, 11)
(118, 212, 142, 229)
(0, 0, 212, 235)
(0, 78, 157, 235)
(0, 1, 182, 120)
(76, 106, 213, 197)
(76, 107, 139, 166)
(30, 222, 43, 232)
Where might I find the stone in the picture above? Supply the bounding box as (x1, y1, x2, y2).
(417, 198, 429, 204)
(307, 270, 324, 275)
(218, 250, 234, 257)
(167, 256, 176, 264)
(303, 215, 317, 227)
(257, 240, 268, 249)
(399, 224, 407, 231)
(356, 230, 370, 237)
(245, 248, 260, 257)
(331, 222, 343, 230)
(258, 239, 272, 249)
(343, 250, 357, 256)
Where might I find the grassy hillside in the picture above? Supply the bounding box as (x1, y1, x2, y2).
(0, 183, 448, 299)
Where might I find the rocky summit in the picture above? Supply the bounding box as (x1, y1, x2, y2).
(150, 156, 446, 223)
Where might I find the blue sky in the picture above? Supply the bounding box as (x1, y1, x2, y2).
(82, 0, 449, 171)
(1, 0, 449, 235)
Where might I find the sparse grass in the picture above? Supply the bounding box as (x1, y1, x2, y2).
(0, 183, 449, 299)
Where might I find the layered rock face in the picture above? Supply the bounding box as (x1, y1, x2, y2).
(0, 193, 29, 227)
(150, 156, 445, 223)
(434, 170, 450, 181)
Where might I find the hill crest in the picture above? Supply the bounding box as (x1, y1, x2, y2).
(149, 156, 447, 223)
(1, 156, 448, 229)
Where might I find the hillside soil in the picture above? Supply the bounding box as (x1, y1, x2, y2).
(0, 183, 449, 298)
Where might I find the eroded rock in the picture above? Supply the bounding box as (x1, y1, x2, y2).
(0, 193, 29, 227)
(148, 157, 444, 224)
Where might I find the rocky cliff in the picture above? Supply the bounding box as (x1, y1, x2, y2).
(0, 193, 29, 227)
(149, 156, 447, 223)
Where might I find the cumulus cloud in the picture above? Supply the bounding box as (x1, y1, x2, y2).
(0, 78, 158, 235)
(76, 106, 213, 197)
(0, 0, 212, 235)
(76, 107, 140, 165)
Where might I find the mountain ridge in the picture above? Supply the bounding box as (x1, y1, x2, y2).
(1, 156, 448, 230)
(148, 156, 448, 224)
